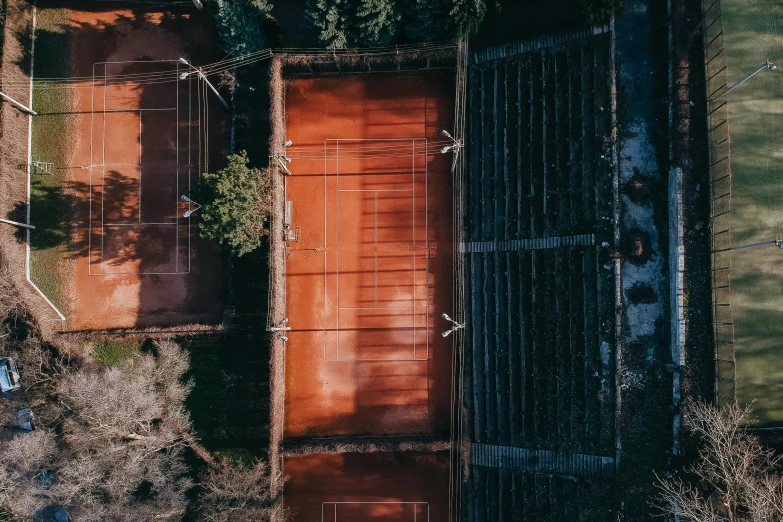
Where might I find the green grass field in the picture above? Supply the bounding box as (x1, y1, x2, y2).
(723, 0, 783, 425)
(28, 7, 74, 314)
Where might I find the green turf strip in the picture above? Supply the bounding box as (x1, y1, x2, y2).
(28, 7, 74, 314)
(722, 0, 783, 425)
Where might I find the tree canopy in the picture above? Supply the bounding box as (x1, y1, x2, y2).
(211, 0, 271, 55)
(305, 0, 354, 49)
(356, 0, 401, 46)
(196, 151, 272, 257)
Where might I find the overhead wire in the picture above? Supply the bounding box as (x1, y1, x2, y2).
(3, 39, 456, 89)
(1, 49, 274, 88)
(276, 140, 460, 161)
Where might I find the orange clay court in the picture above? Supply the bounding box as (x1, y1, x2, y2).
(49, 9, 227, 329)
(284, 72, 455, 437)
(283, 451, 450, 521)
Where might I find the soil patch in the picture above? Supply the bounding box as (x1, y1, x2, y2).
(622, 227, 654, 266)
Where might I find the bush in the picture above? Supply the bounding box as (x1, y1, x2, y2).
(196, 151, 271, 257)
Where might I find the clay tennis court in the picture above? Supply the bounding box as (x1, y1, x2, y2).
(283, 451, 450, 522)
(51, 8, 228, 329)
(284, 73, 454, 436)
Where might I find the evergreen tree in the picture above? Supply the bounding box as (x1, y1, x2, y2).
(401, 0, 450, 42)
(196, 151, 271, 257)
(356, 0, 401, 47)
(305, 0, 354, 49)
(450, 0, 485, 37)
(212, 0, 266, 56)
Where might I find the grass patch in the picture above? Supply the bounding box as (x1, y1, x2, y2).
(91, 339, 141, 367)
(28, 7, 74, 313)
(722, 0, 783, 425)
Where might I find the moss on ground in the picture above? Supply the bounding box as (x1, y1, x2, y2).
(92, 339, 140, 367)
(28, 6, 74, 313)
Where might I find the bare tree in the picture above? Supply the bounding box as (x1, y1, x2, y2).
(48, 340, 195, 521)
(197, 459, 284, 522)
(654, 400, 783, 521)
(0, 430, 57, 518)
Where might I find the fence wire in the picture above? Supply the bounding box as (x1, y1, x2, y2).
(702, 0, 735, 406)
(450, 40, 468, 522)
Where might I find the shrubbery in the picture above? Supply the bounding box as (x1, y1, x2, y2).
(196, 150, 271, 257)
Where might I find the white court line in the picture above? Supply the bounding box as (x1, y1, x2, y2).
(104, 222, 176, 226)
(323, 140, 328, 361)
(375, 190, 378, 307)
(101, 63, 107, 270)
(104, 108, 177, 112)
(338, 189, 413, 192)
(325, 138, 429, 362)
(92, 272, 189, 276)
(338, 307, 412, 310)
(139, 110, 142, 222)
(90, 60, 191, 276)
(412, 140, 416, 360)
(95, 59, 179, 64)
(424, 138, 429, 363)
(175, 59, 179, 273)
(88, 63, 94, 275)
(336, 141, 340, 360)
(321, 501, 429, 522)
(188, 69, 192, 273)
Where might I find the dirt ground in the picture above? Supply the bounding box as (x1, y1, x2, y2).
(283, 72, 455, 437)
(283, 451, 450, 522)
(41, 6, 229, 330)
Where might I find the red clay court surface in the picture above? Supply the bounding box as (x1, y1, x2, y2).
(59, 9, 227, 329)
(283, 451, 450, 522)
(284, 73, 455, 437)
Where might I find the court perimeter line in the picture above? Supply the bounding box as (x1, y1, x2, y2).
(326, 138, 429, 362)
(88, 63, 94, 276)
(175, 60, 179, 273)
(104, 107, 176, 112)
(101, 62, 107, 268)
(338, 189, 413, 192)
(103, 222, 177, 226)
(321, 501, 430, 522)
(139, 110, 142, 223)
(92, 60, 192, 276)
(95, 59, 180, 64)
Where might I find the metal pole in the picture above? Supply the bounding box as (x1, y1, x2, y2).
(0, 218, 35, 229)
(0, 91, 36, 115)
(179, 58, 229, 110)
(731, 239, 783, 250)
(726, 61, 776, 94)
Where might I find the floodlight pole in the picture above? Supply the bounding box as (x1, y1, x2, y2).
(725, 61, 776, 95)
(0, 91, 36, 115)
(179, 58, 229, 110)
(0, 218, 35, 230)
(730, 239, 783, 251)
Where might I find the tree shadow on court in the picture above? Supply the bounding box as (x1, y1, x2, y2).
(11, 179, 88, 256)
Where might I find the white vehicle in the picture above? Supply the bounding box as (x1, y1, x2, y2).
(0, 357, 20, 392)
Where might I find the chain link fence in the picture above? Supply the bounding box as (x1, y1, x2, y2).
(702, 0, 735, 406)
